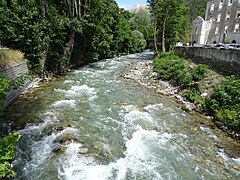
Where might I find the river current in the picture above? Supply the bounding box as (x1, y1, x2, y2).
(3, 52, 240, 179)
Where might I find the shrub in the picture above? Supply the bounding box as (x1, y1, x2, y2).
(190, 64, 208, 82)
(0, 131, 21, 178)
(206, 76, 240, 130)
(0, 77, 10, 114)
(153, 52, 186, 83)
(182, 88, 205, 105)
(153, 52, 208, 88)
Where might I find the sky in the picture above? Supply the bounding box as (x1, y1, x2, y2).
(115, 0, 147, 9)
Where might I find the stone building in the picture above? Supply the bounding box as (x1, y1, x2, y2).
(191, 0, 240, 44)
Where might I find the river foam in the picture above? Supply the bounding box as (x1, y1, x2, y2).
(57, 126, 175, 180)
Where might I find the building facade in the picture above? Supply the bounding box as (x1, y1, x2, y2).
(191, 0, 240, 44)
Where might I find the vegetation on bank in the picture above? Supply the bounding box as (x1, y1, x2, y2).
(0, 0, 149, 76)
(0, 49, 25, 68)
(0, 77, 20, 179)
(153, 52, 240, 132)
(0, 61, 25, 178)
(0, 75, 24, 178)
(0, 76, 10, 114)
(0, 131, 20, 179)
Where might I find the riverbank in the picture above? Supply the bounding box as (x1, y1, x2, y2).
(121, 60, 240, 140)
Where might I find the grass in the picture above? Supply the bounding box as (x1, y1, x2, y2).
(0, 49, 25, 67)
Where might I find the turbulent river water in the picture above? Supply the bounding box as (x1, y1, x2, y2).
(2, 52, 240, 179)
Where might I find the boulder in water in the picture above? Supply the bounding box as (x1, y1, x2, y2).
(53, 133, 80, 145)
(79, 148, 89, 154)
(52, 146, 66, 154)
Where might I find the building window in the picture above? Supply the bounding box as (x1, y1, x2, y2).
(217, 14, 221, 22)
(226, 11, 231, 20)
(228, 0, 233, 6)
(219, 0, 223, 10)
(225, 25, 228, 34)
(237, 9, 240, 18)
(234, 24, 239, 33)
(195, 27, 198, 34)
(215, 27, 219, 35)
(210, 3, 215, 12)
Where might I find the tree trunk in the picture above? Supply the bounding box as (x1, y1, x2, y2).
(40, 0, 49, 78)
(61, 24, 75, 72)
(153, 19, 159, 53)
(162, 10, 168, 53)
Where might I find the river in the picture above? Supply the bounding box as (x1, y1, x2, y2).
(2, 52, 240, 179)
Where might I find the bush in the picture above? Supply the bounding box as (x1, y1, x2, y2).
(0, 131, 21, 178)
(153, 52, 186, 83)
(190, 64, 208, 82)
(0, 77, 10, 114)
(206, 76, 240, 130)
(182, 88, 205, 105)
(153, 52, 208, 88)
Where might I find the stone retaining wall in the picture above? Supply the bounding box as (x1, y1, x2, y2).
(0, 62, 28, 79)
(4, 80, 31, 108)
(175, 47, 240, 76)
(0, 61, 30, 108)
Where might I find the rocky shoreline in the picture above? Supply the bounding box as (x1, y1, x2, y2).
(120, 60, 240, 140)
(121, 60, 197, 111)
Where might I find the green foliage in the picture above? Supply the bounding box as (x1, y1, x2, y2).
(190, 64, 208, 82)
(130, 30, 147, 53)
(182, 88, 205, 105)
(0, 75, 29, 115)
(153, 52, 209, 110)
(206, 76, 240, 130)
(148, 0, 190, 51)
(0, 77, 10, 114)
(1, 0, 147, 73)
(153, 52, 208, 88)
(153, 53, 184, 82)
(183, 0, 208, 23)
(129, 8, 153, 47)
(0, 0, 44, 72)
(0, 131, 21, 178)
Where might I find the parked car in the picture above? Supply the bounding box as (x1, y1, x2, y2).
(225, 44, 240, 49)
(215, 43, 225, 49)
(202, 44, 215, 48)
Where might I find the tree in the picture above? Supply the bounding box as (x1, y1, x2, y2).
(147, 0, 189, 52)
(184, 0, 208, 23)
(129, 8, 152, 47)
(0, 0, 148, 74)
(130, 30, 147, 52)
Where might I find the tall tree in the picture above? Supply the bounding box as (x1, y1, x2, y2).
(184, 0, 208, 23)
(129, 8, 152, 44)
(148, 0, 189, 52)
(40, 0, 49, 78)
